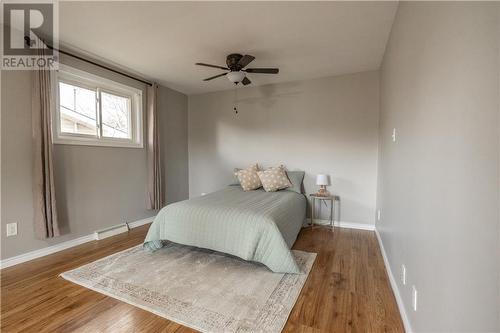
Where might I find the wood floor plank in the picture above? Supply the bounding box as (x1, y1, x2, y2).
(1, 224, 404, 332)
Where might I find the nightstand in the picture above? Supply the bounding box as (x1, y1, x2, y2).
(309, 194, 335, 231)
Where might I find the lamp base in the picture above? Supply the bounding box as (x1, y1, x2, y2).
(315, 185, 330, 197)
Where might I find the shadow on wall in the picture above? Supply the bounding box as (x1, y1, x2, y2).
(235, 84, 303, 111)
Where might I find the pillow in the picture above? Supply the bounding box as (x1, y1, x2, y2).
(257, 166, 292, 192)
(235, 164, 262, 191)
(285, 171, 305, 194)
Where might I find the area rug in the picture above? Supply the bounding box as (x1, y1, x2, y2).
(60, 243, 316, 333)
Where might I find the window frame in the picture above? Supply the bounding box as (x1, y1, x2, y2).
(53, 64, 144, 148)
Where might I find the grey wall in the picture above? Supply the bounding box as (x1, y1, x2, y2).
(376, 2, 500, 332)
(188, 71, 380, 226)
(1, 56, 188, 259)
(158, 85, 189, 204)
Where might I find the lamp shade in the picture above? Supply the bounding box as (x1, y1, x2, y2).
(226, 71, 246, 83)
(316, 174, 330, 186)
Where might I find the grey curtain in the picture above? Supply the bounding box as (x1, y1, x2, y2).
(146, 83, 163, 209)
(32, 39, 60, 239)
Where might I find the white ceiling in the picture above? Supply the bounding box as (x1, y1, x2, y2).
(58, 1, 398, 95)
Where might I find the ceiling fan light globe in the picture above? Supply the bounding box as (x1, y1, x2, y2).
(226, 71, 246, 83)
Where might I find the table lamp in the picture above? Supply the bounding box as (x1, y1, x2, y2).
(315, 174, 331, 197)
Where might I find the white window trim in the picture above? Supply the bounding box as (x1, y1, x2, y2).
(53, 64, 144, 148)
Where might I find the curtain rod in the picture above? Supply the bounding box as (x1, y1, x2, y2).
(25, 36, 153, 87)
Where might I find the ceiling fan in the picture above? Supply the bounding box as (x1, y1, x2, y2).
(196, 54, 279, 85)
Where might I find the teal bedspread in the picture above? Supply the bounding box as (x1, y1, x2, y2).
(143, 186, 306, 273)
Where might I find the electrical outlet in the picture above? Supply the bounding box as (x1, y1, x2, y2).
(412, 285, 418, 311)
(392, 128, 397, 142)
(6, 222, 17, 237)
(401, 264, 406, 285)
(377, 209, 381, 221)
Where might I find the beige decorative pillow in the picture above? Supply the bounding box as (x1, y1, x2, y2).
(235, 164, 262, 191)
(257, 166, 292, 192)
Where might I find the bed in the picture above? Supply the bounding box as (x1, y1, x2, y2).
(143, 186, 307, 273)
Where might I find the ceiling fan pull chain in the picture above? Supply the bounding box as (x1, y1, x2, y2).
(233, 84, 238, 115)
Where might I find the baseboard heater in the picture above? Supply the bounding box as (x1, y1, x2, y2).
(94, 223, 130, 240)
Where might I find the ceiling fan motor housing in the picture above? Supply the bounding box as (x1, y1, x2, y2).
(226, 53, 244, 71)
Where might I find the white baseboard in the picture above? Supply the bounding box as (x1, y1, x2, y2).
(375, 228, 413, 333)
(304, 218, 375, 231)
(0, 216, 155, 270)
(126, 216, 155, 229)
(0, 233, 96, 269)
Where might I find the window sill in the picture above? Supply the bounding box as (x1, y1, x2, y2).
(53, 137, 143, 149)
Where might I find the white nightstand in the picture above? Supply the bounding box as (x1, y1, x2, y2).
(309, 194, 335, 231)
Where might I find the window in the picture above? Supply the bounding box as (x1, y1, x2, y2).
(54, 65, 143, 148)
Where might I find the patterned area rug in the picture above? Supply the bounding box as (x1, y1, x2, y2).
(61, 243, 316, 333)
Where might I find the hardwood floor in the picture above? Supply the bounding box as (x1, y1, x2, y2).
(1, 225, 404, 333)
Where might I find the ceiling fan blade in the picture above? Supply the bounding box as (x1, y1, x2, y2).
(242, 76, 251, 85)
(196, 63, 229, 70)
(203, 73, 227, 81)
(237, 55, 255, 68)
(245, 68, 279, 74)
